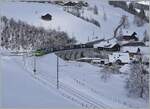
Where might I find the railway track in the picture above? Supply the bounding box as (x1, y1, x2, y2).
(38, 70, 111, 109)
(3, 52, 111, 109)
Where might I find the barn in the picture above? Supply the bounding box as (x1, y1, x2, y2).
(41, 13, 52, 21)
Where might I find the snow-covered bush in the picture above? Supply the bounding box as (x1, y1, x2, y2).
(143, 30, 149, 42)
(114, 15, 127, 37)
(120, 15, 129, 29)
(93, 5, 98, 15)
(133, 15, 145, 27)
(123, 16, 130, 29)
(125, 62, 149, 100)
(66, 10, 100, 28)
(100, 66, 112, 82)
(118, 28, 123, 36)
(90, 18, 101, 27)
(103, 7, 107, 21)
(128, 3, 137, 14)
(139, 9, 146, 20)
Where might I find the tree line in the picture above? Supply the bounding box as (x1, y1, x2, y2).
(0, 16, 76, 51)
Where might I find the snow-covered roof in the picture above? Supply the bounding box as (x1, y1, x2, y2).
(91, 59, 108, 62)
(94, 38, 118, 48)
(138, 1, 150, 5)
(121, 46, 150, 54)
(121, 46, 139, 53)
(122, 30, 133, 36)
(77, 57, 101, 61)
(135, 8, 140, 13)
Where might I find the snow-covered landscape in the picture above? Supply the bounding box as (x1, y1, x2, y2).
(0, 0, 149, 109)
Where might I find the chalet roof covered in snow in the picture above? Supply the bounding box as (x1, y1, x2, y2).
(121, 46, 140, 53)
(122, 30, 134, 36)
(138, 1, 150, 5)
(121, 46, 150, 54)
(94, 38, 118, 48)
(117, 32, 138, 41)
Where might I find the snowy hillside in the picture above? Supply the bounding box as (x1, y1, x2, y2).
(0, 0, 149, 43)
(0, 2, 101, 43)
(0, 0, 149, 108)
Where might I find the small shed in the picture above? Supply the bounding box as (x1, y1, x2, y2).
(41, 13, 52, 21)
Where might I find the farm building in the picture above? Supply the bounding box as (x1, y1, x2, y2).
(94, 38, 120, 51)
(41, 13, 52, 21)
(117, 32, 139, 45)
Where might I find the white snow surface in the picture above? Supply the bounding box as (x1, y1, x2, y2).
(0, 0, 149, 43)
(0, 52, 79, 108)
(138, 1, 150, 5)
(0, 1, 101, 43)
(1, 52, 148, 108)
(0, 0, 149, 108)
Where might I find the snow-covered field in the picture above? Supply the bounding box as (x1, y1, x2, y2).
(0, 52, 79, 108)
(0, 0, 149, 108)
(0, 51, 148, 108)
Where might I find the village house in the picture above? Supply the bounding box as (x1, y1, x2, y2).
(41, 13, 52, 21)
(64, 1, 77, 7)
(121, 46, 141, 58)
(63, 1, 88, 11)
(120, 40, 146, 56)
(94, 38, 120, 51)
(117, 31, 139, 45)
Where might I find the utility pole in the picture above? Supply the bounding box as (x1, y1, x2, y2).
(33, 53, 36, 75)
(88, 36, 90, 42)
(56, 55, 59, 89)
(93, 30, 95, 38)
